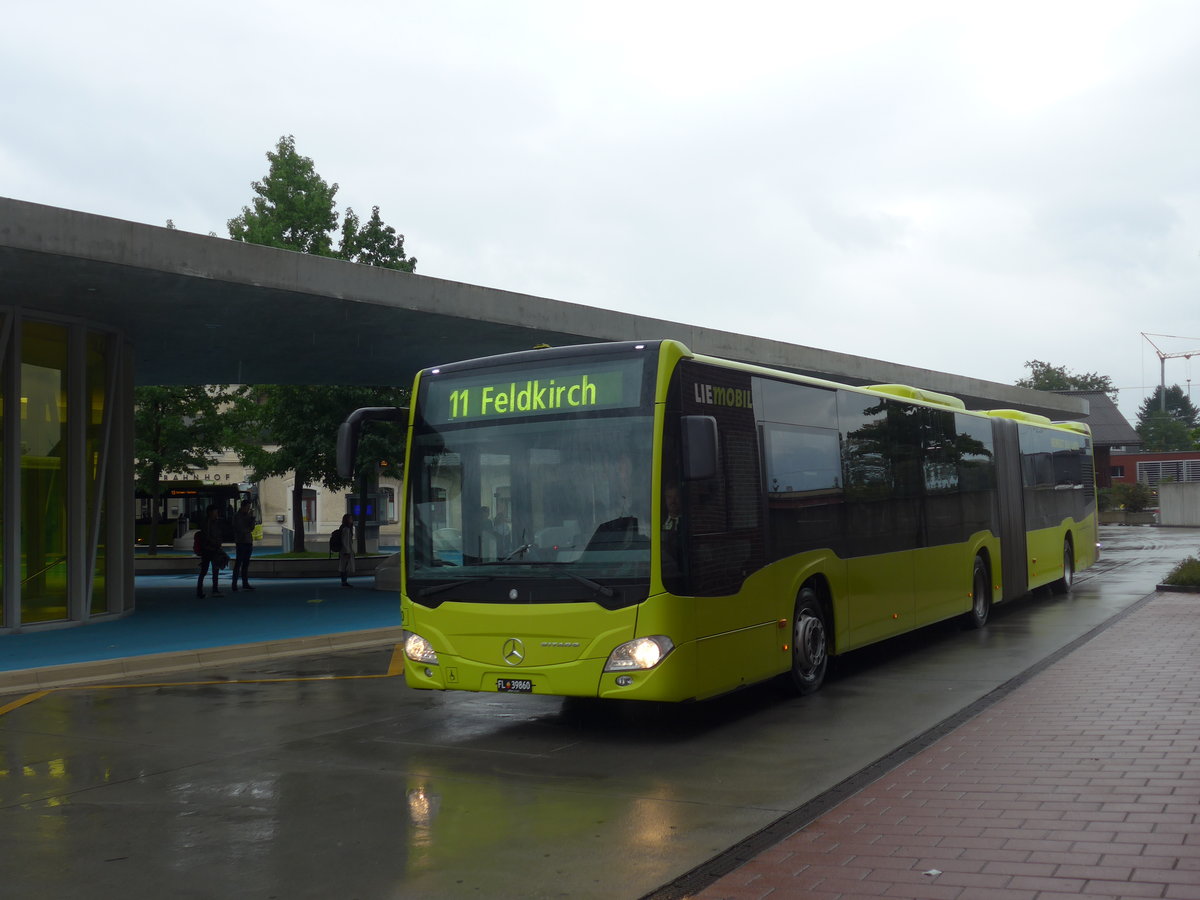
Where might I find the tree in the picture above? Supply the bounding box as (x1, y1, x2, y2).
(229, 135, 416, 270)
(1135, 385, 1200, 451)
(240, 385, 407, 552)
(134, 386, 249, 554)
(1015, 360, 1116, 398)
(228, 135, 340, 256)
(227, 136, 417, 550)
(341, 205, 417, 271)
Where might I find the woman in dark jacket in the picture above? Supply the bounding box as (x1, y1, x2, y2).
(231, 500, 256, 592)
(196, 505, 225, 598)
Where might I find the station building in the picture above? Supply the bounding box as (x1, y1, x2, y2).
(0, 197, 1088, 635)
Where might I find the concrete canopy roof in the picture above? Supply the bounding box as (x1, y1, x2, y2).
(1, 197, 1086, 419)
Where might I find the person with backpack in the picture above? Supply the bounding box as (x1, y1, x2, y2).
(195, 505, 226, 598)
(335, 514, 355, 588)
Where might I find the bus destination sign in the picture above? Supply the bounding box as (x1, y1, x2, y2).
(422, 358, 644, 425)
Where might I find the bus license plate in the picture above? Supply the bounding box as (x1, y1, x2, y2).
(496, 678, 533, 693)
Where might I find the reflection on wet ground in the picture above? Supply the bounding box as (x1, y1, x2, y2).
(1, 525, 1196, 899)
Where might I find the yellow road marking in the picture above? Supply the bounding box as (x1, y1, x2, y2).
(0, 690, 55, 717)
(388, 643, 406, 677)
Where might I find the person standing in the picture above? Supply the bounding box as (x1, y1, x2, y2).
(337, 514, 355, 588)
(196, 505, 225, 598)
(231, 499, 256, 592)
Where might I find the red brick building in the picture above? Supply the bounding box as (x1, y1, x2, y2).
(1110, 449, 1200, 486)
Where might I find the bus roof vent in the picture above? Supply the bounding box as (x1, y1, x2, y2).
(986, 409, 1053, 426)
(867, 384, 966, 410)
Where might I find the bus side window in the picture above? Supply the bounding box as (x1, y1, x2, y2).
(682, 416, 718, 481)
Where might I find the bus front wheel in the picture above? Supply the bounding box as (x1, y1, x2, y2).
(1050, 539, 1074, 595)
(788, 586, 829, 695)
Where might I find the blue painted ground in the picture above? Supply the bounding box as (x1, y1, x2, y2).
(0, 572, 401, 672)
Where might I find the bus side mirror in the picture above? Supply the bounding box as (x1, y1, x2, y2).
(682, 416, 718, 481)
(337, 407, 408, 479)
(336, 420, 359, 480)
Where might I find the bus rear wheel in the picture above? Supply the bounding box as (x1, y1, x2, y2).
(1051, 539, 1074, 594)
(964, 555, 991, 629)
(788, 586, 828, 695)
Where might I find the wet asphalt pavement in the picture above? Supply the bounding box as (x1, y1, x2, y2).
(0, 525, 1194, 899)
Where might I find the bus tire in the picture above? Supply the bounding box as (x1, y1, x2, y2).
(788, 586, 829, 696)
(1050, 538, 1074, 595)
(964, 554, 991, 629)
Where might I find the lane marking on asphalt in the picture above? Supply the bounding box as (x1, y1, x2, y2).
(0, 690, 54, 717)
(388, 643, 406, 676)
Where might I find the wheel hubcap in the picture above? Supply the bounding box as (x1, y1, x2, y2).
(795, 612, 826, 674)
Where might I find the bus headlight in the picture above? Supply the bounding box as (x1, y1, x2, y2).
(404, 631, 439, 665)
(603, 636, 674, 672)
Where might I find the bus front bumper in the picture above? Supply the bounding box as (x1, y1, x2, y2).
(402, 640, 698, 702)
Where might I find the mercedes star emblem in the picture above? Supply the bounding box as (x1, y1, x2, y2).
(502, 638, 525, 666)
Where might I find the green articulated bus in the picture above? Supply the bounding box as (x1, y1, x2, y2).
(392, 340, 1097, 703)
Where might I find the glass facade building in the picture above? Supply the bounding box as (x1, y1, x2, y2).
(1, 309, 133, 632)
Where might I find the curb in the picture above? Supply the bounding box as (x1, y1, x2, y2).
(0, 626, 405, 695)
(134, 555, 388, 578)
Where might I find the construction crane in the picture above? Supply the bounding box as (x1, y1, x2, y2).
(1142, 333, 1200, 411)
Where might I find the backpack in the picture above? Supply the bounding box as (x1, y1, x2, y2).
(329, 528, 343, 553)
(193, 530, 204, 555)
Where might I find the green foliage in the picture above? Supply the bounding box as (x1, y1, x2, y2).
(341, 205, 417, 271)
(228, 135, 416, 271)
(1137, 412, 1196, 451)
(1015, 360, 1115, 397)
(1135, 385, 1200, 450)
(227, 135, 340, 255)
(1110, 481, 1154, 513)
(241, 385, 405, 485)
(133, 385, 249, 554)
(1138, 384, 1199, 423)
(133, 385, 244, 490)
(225, 135, 418, 550)
(239, 385, 407, 551)
(1162, 556, 1200, 586)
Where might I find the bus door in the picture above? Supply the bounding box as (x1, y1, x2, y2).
(914, 410, 999, 627)
(675, 365, 775, 694)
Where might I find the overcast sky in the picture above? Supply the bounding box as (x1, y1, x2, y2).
(4, 1, 1198, 423)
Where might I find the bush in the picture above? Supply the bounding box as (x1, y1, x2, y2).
(1162, 556, 1200, 587)
(1112, 481, 1154, 513)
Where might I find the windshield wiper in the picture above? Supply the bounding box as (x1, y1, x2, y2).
(560, 570, 615, 599)
(503, 542, 534, 561)
(415, 577, 490, 599)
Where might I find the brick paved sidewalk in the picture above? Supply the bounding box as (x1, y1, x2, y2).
(695, 594, 1200, 900)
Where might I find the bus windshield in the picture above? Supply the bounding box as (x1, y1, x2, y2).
(406, 413, 654, 599)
